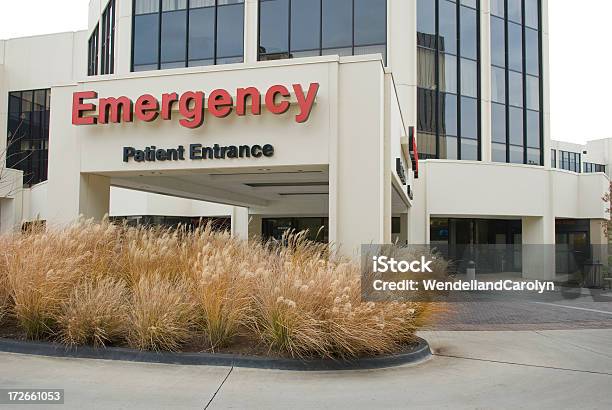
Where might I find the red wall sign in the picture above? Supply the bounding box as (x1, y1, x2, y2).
(72, 83, 320, 128)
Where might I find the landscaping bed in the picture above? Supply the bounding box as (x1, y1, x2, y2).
(0, 221, 442, 361)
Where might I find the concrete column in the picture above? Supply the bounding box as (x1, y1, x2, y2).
(399, 213, 408, 245)
(79, 174, 111, 221)
(387, 0, 416, 126)
(248, 214, 262, 241)
(231, 206, 249, 241)
(0, 198, 19, 234)
(590, 219, 608, 266)
(244, 0, 259, 64)
(115, 0, 133, 75)
(329, 61, 388, 258)
(522, 216, 556, 280)
(480, 0, 492, 162)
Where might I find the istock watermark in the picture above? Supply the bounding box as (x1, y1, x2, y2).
(360, 244, 612, 303)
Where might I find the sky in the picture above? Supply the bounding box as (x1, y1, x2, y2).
(0, 1, 609, 145)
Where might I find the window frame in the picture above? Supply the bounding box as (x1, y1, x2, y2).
(88, 25, 99, 76)
(101, 0, 116, 75)
(6, 89, 52, 187)
(491, 0, 543, 166)
(257, 0, 388, 64)
(131, 0, 245, 72)
(417, 0, 482, 161)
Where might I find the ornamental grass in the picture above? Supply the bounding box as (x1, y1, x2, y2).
(0, 220, 443, 358)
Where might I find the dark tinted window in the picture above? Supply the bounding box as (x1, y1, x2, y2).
(133, 13, 160, 70)
(508, 0, 522, 23)
(526, 110, 540, 148)
(491, 0, 543, 166)
(525, 28, 539, 75)
(260, 0, 288, 55)
(491, 103, 506, 143)
(189, 6, 216, 66)
(491, 0, 504, 17)
(417, 0, 481, 161)
(322, 0, 352, 48)
(441, 93, 458, 136)
(132, 0, 244, 71)
(461, 97, 478, 140)
(161, 6, 187, 68)
(354, 0, 386, 46)
(439, 0, 457, 54)
(509, 107, 523, 145)
(260, 0, 386, 63)
(100, 0, 116, 74)
(88, 26, 99, 76)
(491, 16, 505, 67)
(525, 0, 539, 29)
(291, 0, 320, 52)
(6, 89, 51, 186)
(508, 22, 522, 72)
(460, 6, 477, 60)
(217, 1, 245, 62)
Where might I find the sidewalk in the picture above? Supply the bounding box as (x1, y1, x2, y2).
(1, 329, 610, 409)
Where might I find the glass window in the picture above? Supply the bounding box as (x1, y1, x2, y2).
(354, 0, 386, 46)
(418, 133, 437, 159)
(460, 6, 477, 60)
(440, 54, 457, 93)
(461, 58, 478, 98)
(136, 0, 160, 14)
(133, 13, 159, 70)
(441, 135, 458, 160)
(491, 0, 504, 17)
(461, 138, 479, 161)
(217, 1, 245, 61)
(525, 0, 539, 29)
(260, 0, 288, 56)
(291, 0, 320, 52)
(161, 7, 187, 68)
(509, 106, 523, 145)
(133, 0, 244, 71)
(88, 26, 99, 76)
(101, 0, 116, 74)
(260, 0, 386, 62)
(508, 22, 523, 72)
(322, 0, 352, 49)
(189, 6, 216, 66)
(526, 75, 540, 110)
(492, 142, 506, 162)
(461, 96, 478, 139)
(418, 0, 481, 161)
(442, 93, 458, 136)
(491, 66, 505, 103)
(491, 16, 505, 67)
(509, 144, 523, 164)
(492, 103, 506, 143)
(525, 28, 539, 76)
(508, 0, 522, 23)
(417, 0, 436, 36)
(439, 0, 457, 55)
(418, 47, 438, 89)
(491, 0, 542, 166)
(526, 110, 540, 148)
(6, 88, 51, 187)
(508, 70, 523, 107)
(418, 88, 437, 133)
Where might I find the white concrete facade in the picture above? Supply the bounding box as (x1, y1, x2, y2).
(0, 0, 609, 275)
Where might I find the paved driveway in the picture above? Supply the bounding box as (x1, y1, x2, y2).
(0, 329, 610, 409)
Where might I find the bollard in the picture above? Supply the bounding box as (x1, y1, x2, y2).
(466, 261, 476, 281)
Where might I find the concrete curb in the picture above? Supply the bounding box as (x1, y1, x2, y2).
(0, 337, 431, 371)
